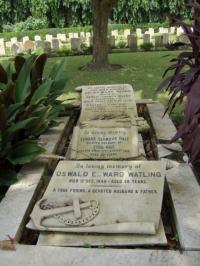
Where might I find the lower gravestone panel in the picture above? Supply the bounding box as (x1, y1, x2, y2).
(30, 161, 165, 236)
(69, 126, 139, 160)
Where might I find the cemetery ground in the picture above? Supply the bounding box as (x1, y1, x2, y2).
(47, 50, 183, 125)
(1, 50, 200, 265)
(0, 50, 183, 125)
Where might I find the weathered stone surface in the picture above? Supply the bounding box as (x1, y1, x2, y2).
(124, 29, 131, 37)
(143, 34, 151, 44)
(71, 38, 81, 50)
(0, 118, 70, 242)
(34, 35, 41, 41)
(37, 220, 167, 246)
(127, 35, 138, 51)
(24, 40, 35, 51)
(79, 84, 137, 123)
(22, 36, 29, 44)
(44, 41, 51, 53)
(30, 160, 165, 234)
(51, 38, 60, 49)
(155, 35, 163, 47)
(136, 28, 142, 37)
(147, 103, 177, 142)
(11, 43, 23, 55)
(1, 246, 200, 266)
(69, 126, 139, 159)
(35, 40, 43, 49)
(166, 163, 200, 250)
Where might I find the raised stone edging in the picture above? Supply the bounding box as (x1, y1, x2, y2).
(0, 245, 200, 266)
(0, 117, 70, 242)
(147, 103, 200, 251)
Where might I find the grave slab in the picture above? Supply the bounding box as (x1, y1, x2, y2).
(30, 160, 165, 235)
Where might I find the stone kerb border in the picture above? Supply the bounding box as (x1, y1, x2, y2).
(0, 117, 70, 243)
(147, 103, 200, 251)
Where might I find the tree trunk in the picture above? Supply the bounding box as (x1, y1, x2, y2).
(82, 0, 118, 71)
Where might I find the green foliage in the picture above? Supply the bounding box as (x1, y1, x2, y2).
(0, 1, 193, 32)
(0, 54, 67, 188)
(14, 17, 48, 32)
(140, 42, 154, 51)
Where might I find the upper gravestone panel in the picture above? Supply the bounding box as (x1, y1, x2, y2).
(79, 84, 138, 123)
(30, 160, 165, 234)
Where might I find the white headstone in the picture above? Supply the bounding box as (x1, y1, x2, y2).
(46, 34, 53, 42)
(0, 39, 5, 55)
(159, 27, 164, 34)
(80, 32, 85, 38)
(148, 28, 154, 36)
(10, 37, 17, 44)
(30, 160, 166, 234)
(124, 29, 131, 38)
(111, 30, 118, 37)
(136, 28, 142, 37)
(170, 27, 176, 34)
(68, 32, 74, 39)
(73, 32, 79, 38)
(34, 35, 42, 41)
(22, 36, 29, 44)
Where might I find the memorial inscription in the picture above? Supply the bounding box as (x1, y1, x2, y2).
(70, 126, 139, 159)
(79, 84, 137, 123)
(30, 160, 165, 235)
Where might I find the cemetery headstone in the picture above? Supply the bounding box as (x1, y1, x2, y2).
(68, 33, 74, 40)
(148, 28, 154, 36)
(71, 38, 81, 51)
(0, 39, 5, 56)
(35, 40, 43, 49)
(34, 35, 42, 41)
(10, 37, 17, 44)
(73, 32, 79, 38)
(124, 29, 131, 38)
(22, 36, 29, 44)
(155, 35, 163, 48)
(143, 34, 151, 44)
(11, 43, 23, 55)
(111, 30, 118, 37)
(136, 28, 142, 37)
(44, 41, 51, 54)
(52, 38, 60, 49)
(127, 35, 138, 51)
(24, 40, 35, 51)
(46, 34, 53, 43)
(163, 33, 169, 45)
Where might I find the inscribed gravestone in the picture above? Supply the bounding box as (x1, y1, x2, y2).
(71, 38, 81, 50)
(30, 160, 165, 234)
(69, 126, 139, 160)
(79, 84, 138, 123)
(52, 38, 60, 49)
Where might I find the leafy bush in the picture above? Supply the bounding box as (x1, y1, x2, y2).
(57, 45, 71, 56)
(14, 17, 48, 32)
(158, 2, 200, 161)
(0, 54, 66, 187)
(140, 42, 154, 51)
(2, 23, 14, 33)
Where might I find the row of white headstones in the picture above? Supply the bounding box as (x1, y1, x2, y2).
(0, 26, 188, 56)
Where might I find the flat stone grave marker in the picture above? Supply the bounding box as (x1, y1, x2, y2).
(79, 84, 138, 123)
(69, 126, 139, 160)
(30, 160, 166, 235)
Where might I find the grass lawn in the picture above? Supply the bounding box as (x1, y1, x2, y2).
(46, 51, 183, 124)
(0, 51, 184, 124)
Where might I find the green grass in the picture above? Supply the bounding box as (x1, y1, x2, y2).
(0, 50, 184, 124)
(45, 51, 183, 124)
